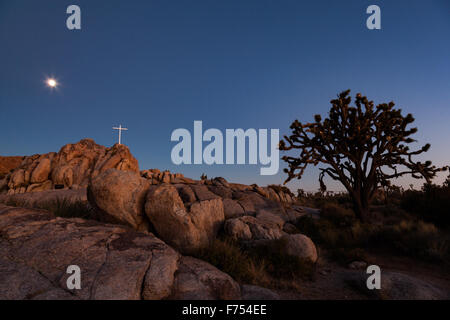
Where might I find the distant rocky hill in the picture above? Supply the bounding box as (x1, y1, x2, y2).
(0, 156, 24, 178)
(0, 139, 139, 195)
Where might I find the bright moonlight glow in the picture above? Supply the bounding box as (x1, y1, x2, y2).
(47, 78, 57, 88)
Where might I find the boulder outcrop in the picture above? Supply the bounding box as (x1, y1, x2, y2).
(224, 213, 318, 263)
(139, 172, 296, 206)
(170, 256, 241, 300)
(0, 156, 24, 178)
(0, 205, 241, 300)
(86, 169, 305, 255)
(225, 213, 284, 242)
(144, 184, 224, 254)
(2, 139, 139, 195)
(87, 169, 151, 232)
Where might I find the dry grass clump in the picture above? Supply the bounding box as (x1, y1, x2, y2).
(194, 237, 315, 289)
(320, 202, 355, 226)
(401, 180, 450, 228)
(2, 197, 94, 219)
(295, 201, 450, 263)
(375, 220, 449, 261)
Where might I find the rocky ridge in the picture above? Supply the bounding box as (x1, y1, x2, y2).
(0, 139, 139, 195)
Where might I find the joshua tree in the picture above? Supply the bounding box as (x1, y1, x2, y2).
(279, 90, 447, 221)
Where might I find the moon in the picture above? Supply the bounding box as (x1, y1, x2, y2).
(46, 78, 58, 88)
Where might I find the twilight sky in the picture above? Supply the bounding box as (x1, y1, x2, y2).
(1, 0, 449, 192)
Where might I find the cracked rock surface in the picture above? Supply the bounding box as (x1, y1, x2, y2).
(0, 205, 241, 300)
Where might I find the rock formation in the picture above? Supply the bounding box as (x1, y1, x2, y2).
(87, 169, 150, 232)
(0, 156, 24, 178)
(0, 140, 325, 300)
(1, 139, 139, 195)
(87, 168, 316, 261)
(145, 184, 224, 254)
(0, 205, 241, 300)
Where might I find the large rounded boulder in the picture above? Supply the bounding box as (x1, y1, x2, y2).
(144, 184, 224, 254)
(88, 168, 151, 231)
(282, 233, 318, 263)
(224, 211, 285, 242)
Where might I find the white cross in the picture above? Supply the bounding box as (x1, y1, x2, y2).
(113, 124, 128, 145)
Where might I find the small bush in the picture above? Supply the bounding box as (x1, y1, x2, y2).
(38, 198, 95, 219)
(295, 215, 375, 265)
(195, 238, 269, 286)
(194, 237, 315, 288)
(296, 190, 353, 209)
(295, 216, 377, 249)
(320, 203, 355, 226)
(250, 238, 315, 281)
(401, 182, 450, 228)
(374, 220, 449, 261)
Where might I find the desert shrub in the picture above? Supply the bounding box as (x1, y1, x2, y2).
(377, 203, 410, 222)
(2, 197, 95, 220)
(250, 238, 315, 280)
(297, 211, 450, 263)
(320, 203, 355, 227)
(296, 190, 353, 209)
(295, 215, 376, 249)
(195, 238, 269, 286)
(38, 198, 95, 219)
(295, 216, 374, 265)
(374, 220, 449, 261)
(194, 237, 315, 288)
(401, 182, 450, 228)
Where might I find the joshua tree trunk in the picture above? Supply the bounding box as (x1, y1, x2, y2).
(353, 195, 371, 222)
